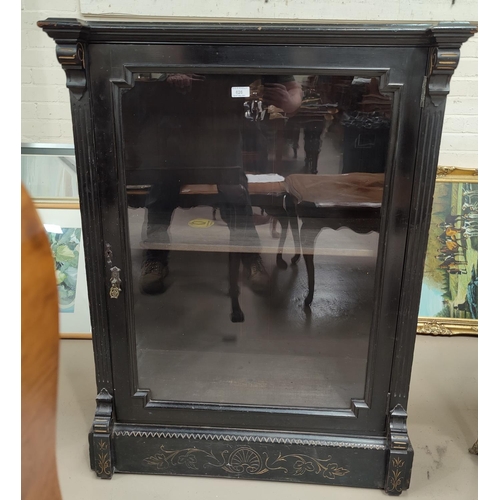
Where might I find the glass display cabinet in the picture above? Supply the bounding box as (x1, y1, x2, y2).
(38, 19, 476, 494)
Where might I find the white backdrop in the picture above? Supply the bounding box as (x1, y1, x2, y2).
(79, 0, 477, 21)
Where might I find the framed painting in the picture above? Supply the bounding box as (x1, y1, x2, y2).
(417, 167, 478, 336)
(36, 207, 91, 338)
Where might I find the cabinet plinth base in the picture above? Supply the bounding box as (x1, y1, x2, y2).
(88, 423, 414, 493)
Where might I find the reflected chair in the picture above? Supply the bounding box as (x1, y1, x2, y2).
(179, 180, 301, 322)
(126, 166, 246, 320)
(285, 173, 384, 306)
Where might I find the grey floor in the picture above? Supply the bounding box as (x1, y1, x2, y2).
(56, 335, 477, 499)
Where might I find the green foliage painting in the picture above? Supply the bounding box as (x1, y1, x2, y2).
(47, 227, 82, 313)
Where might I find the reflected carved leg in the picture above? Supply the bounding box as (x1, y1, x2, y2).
(288, 213, 301, 265)
(276, 217, 290, 269)
(304, 253, 315, 306)
(284, 195, 301, 265)
(287, 122, 300, 158)
(229, 253, 244, 323)
(300, 220, 322, 306)
(304, 121, 323, 174)
(271, 217, 280, 239)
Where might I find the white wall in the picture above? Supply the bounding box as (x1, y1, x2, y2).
(21, 0, 478, 168)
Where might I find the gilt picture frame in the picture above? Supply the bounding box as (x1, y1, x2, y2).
(417, 167, 478, 336)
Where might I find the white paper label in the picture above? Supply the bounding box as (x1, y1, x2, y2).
(231, 86, 250, 98)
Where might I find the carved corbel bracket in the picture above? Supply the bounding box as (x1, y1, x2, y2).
(426, 47, 461, 106)
(55, 42, 86, 99)
(385, 404, 413, 495)
(426, 23, 477, 106)
(90, 388, 114, 479)
(37, 19, 90, 99)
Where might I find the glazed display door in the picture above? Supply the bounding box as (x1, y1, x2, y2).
(91, 42, 427, 433)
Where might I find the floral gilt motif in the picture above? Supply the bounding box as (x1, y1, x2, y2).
(95, 440, 111, 476)
(143, 445, 350, 481)
(387, 457, 405, 493)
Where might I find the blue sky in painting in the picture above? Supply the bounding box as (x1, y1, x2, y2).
(418, 282, 445, 317)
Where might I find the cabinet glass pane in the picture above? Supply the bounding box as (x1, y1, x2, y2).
(122, 74, 391, 408)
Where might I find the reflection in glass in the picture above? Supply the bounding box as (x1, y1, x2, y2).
(21, 150, 78, 200)
(122, 74, 391, 408)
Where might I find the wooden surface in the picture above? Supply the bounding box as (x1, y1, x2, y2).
(21, 184, 62, 500)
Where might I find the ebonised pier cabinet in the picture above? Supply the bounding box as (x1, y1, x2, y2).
(39, 19, 476, 495)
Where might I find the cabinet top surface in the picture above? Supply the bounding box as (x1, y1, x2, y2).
(37, 18, 477, 46)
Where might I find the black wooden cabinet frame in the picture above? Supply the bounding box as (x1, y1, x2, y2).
(39, 19, 476, 494)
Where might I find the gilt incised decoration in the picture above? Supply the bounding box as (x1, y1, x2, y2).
(144, 445, 350, 480)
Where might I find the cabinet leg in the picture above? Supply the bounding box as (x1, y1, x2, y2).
(89, 389, 114, 479)
(385, 404, 413, 495)
(90, 433, 113, 479)
(385, 450, 413, 495)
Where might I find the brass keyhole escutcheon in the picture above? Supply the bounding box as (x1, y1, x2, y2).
(109, 266, 121, 299)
